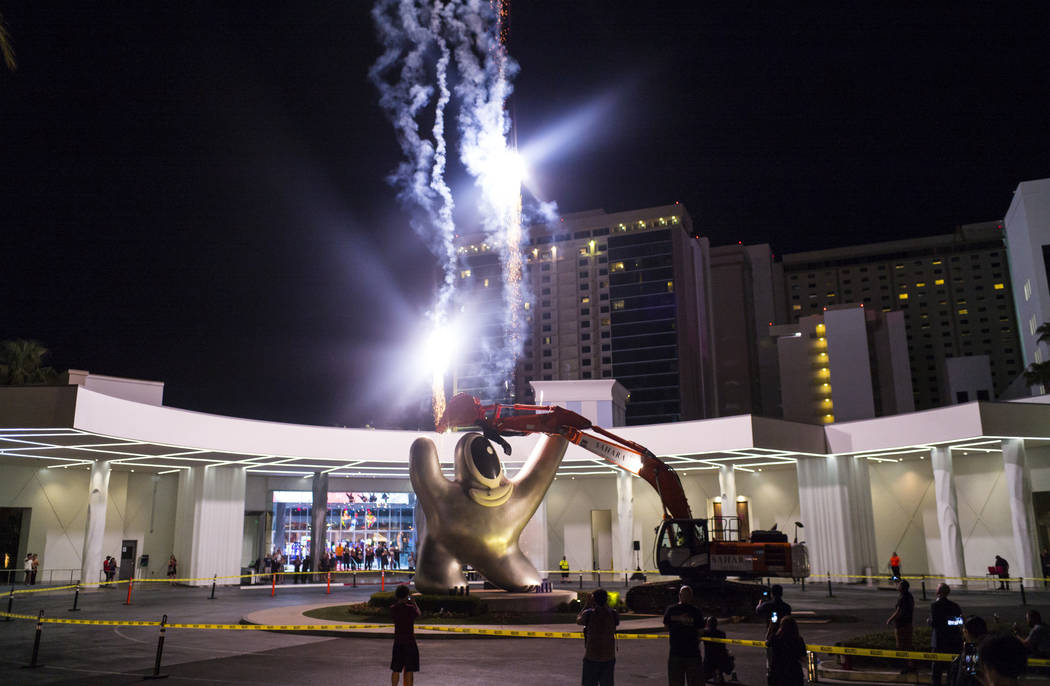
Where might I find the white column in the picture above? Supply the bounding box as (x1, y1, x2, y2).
(174, 465, 247, 585)
(930, 447, 967, 584)
(1002, 439, 1040, 585)
(80, 460, 111, 585)
(311, 472, 329, 569)
(613, 472, 634, 573)
(797, 455, 877, 577)
(718, 465, 737, 511)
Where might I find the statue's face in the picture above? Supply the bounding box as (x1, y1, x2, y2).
(456, 434, 512, 506)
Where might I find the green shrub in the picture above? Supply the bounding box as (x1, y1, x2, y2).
(368, 591, 488, 616)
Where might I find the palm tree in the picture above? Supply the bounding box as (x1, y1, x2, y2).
(0, 339, 59, 385)
(1023, 323, 1050, 391)
(0, 12, 16, 71)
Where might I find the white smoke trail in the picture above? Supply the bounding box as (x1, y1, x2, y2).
(372, 0, 535, 409)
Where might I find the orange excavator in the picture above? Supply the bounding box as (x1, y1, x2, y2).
(438, 393, 810, 582)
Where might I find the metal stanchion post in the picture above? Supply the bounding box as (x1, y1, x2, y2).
(144, 614, 169, 680)
(801, 576, 805, 592)
(24, 609, 44, 669)
(1020, 578, 1027, 606)
(5, 585, 12, 621)
(68, 582, 81, 612)
(921, 576, 927, 601)
(826, 572, 833, 598)
(624, 573, 628, 588)
(353, 572, 357, 588)
(209, 575, 217, 600)
(579, 574, 583, 589)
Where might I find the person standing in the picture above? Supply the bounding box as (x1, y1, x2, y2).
(995, 555, 1011, 590)
(1014, 609, 1050, 658)
(390, 584, 421, 686)
(663, 585, 704, 686)
(576, 588, 619, 686)
(976, 634, 1028, 686)
(166, 555, 177, 585)
(292, 555, 301, 583)
(929, 583, 964, 686)
(756, 585, 792, 638)
(702, 616, 735, 685)
(30, 553, 39, 585)
(947, 615, 988, 686)
(768, 616, 807, 686)
(890, 551, 902, 581)
(560, 555, 570, 581)
(23, 554, 32, 585)
(757, 585, 793, 681)
(1041, 548, 1050, 589)
(887, 579, 915, 672)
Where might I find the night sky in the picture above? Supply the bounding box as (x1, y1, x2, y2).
(2, 2, 1048, 428)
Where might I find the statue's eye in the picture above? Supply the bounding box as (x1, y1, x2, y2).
(470, 437, 501, 479)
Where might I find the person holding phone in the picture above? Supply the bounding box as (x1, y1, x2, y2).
(577, 588, 619, 686)
(948, 615, 988, 686)
(757, 584, 792, 683)
(390, 584, 421, 686)
(930, 583, 964, 686)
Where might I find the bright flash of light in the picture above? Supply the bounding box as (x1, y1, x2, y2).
(426, 323, 458, 428)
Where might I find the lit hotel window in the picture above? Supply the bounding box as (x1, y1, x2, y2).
(994, 283, 1005, 290)
(666, 281, 674, 292)
(612, 300, 625, 310)
(898, 293, 909, 300)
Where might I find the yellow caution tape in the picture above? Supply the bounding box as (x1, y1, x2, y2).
(0, 609, 1046, 664)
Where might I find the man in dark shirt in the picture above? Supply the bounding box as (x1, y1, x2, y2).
(756, 584, 792, 682)
(1015, 609, 1050, 658)
(756, 584, 792, 639)
(929, 583, 964, 686)
(663, 585, 705, 686)
(577, 588, 619, 686)
(390, 584, 421, 686)
(887, 579, 915, 672)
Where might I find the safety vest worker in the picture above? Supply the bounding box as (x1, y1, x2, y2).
(559, 556, 570, 579)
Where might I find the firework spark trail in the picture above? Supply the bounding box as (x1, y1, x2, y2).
(428, 3, 454, 424)
(444, 0, 527, 398)
(372, 0, 530, 418)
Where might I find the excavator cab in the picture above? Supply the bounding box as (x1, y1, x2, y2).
(655, 519, 713, 576)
